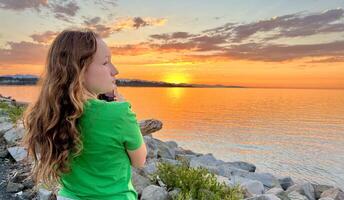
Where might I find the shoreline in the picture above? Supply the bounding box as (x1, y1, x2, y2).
(0, 94, 343, 200)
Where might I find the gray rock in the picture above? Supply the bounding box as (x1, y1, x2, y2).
(240, 172, 281, 189)
(141, 160, 158, 176)
(286, 181, 315, 200)
(165, 141, 178, 150)
(266, 187, 289, 200)
(222, 161, 256, 172)
(8, 146, 27, 162)
(0, 121, 13, 136)
(278, 176, 294, 190)
(319, 198, 335, 200)
(0, 148, 8, 158)
(189, 153, 225, 168)
(38, 187, 52, 200)
(4, 124, 24, 145)
(154, 138, 175, 159)
(240, 180, 264, 195)
(320, 188, 344, 200)
(141, 185, 169, 200)
(175, 153, 197, 164)
(144, 136, 158, 159)
(168, 188, 181, 199)
(6, 181, 24, 193)
(231, 175, 254, 185)
(287, 191, 308, 200)
(132, 169, 151, 196)
(245, 194, 281, 200)
(312, 184, 334, 199)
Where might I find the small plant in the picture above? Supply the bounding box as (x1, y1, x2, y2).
(150, 159, 244, 200)
(0, 101, 26, 124)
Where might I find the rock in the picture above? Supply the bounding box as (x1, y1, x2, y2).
(319, 197, 335, 200)
(141, 185, 169, 200)
(287, 191, 308, 200)
(286, 181, 315, 200)
(144, 136, 158, 160)
(0, 121, 13, 136)
(215, 165, 248, 179)
(266, 187, 289, 200)
(154, 138, 175, 159)
(312, 184, 334, 199)
(38, 187, 52, 200)
(139, 119, 163, 136)
(132, 169, 152, 196)
(278, 176, 294, 190)
(7, 146, 28, 162)
(239, 172, 281, 189)
(6, 181, 24, 193)
(0, 147, 8, 158)
(189, 153, 225, 168)
(22, 177, 35, 189)
(3, 124, 25, 145)
(240, 180, 264, 195)
(222, 161, 256, 172)
(245, 194, 281, 200)
(175, 153, 197, 164)
(168, 188, 181, 199)
(175, 147, 202, 156)
(16, 188, 36, 199)
(141, 160, 158, 176)
(165, 141, 178, 150)
(320, 188, 344, 200)
(231, 175, 254, 185)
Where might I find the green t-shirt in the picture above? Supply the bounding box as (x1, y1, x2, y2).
(57, 98, 144, 200)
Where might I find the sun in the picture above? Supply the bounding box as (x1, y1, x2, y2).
(162, 73, 191, 84)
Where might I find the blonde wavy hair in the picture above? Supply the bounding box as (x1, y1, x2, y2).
(21, 29, 100, 190)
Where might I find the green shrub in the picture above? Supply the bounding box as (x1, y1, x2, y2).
(0, 101, 26, 124)
(150, 159, 244, 200)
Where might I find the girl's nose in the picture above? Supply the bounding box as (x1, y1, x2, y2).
(110, 63, 119, 76)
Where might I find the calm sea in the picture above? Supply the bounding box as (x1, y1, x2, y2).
(0, 85, 343, 188)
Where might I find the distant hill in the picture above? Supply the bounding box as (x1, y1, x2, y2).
(0, 74, 244, 88)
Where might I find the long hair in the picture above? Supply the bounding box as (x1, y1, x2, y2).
(21, 29, 100, 190)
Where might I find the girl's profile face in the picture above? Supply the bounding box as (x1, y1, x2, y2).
(84, 37, 118, 96)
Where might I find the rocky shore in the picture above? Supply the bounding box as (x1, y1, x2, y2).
(0, 94, 343, 200)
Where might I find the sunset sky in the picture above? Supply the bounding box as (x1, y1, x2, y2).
(0, 0, 343, 89)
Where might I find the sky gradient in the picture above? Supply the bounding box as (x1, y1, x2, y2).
(0, 0, 343, 89)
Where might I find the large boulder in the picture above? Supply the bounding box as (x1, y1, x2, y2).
(278, 176, 294, 190)
(287, 191, 308, 200)
(245, 194, 281, 200)
(4, 124, 24, 145)
(139, 119, 163, 136)
(239, 172, 281, 189)
(320, 188, 344, 200)
(7, 146, 28, 162)
(240, 180, 265, 195)
(140, 185, 169, 200)
(131, 169, 152, 196)
(286, 181, 315, 200)
(222, 161, 256, 172)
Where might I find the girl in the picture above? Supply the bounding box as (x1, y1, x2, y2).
(21, 29, 147, 200)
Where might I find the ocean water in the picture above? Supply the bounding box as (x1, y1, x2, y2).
(1, 85, 343, 188)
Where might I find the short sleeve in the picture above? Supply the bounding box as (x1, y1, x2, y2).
(121, 102, 144, 151)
